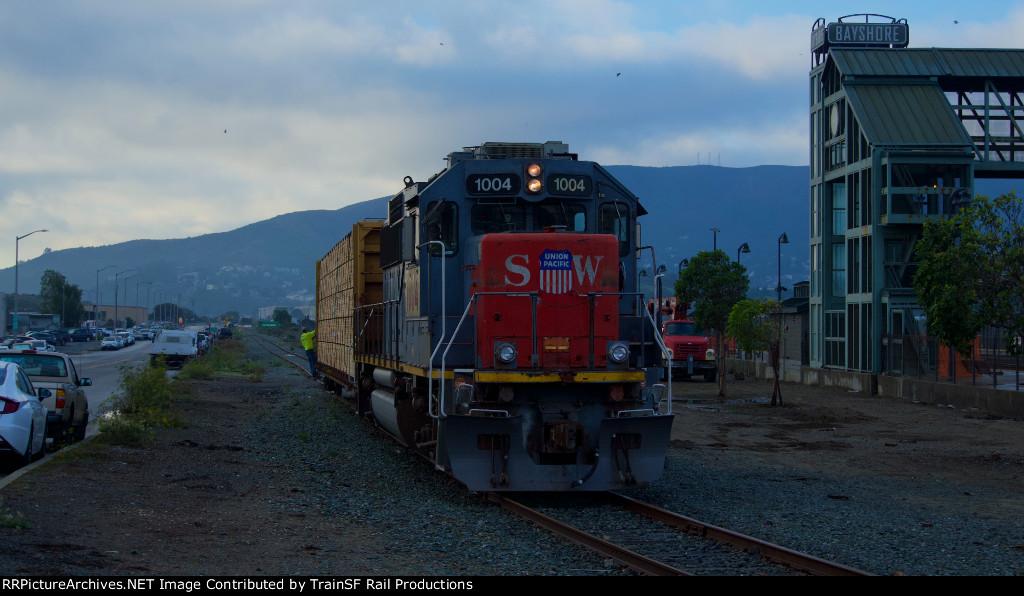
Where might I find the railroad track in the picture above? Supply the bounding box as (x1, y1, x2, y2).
(249, 333, 313, 376)
(491, 492, 871, 576)
(250, 332, 870, 576)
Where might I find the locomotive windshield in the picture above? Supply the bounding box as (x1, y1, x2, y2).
(470, 199, 587, 234)
(470, 202, 526, 234)
(535, 201, 586, 231)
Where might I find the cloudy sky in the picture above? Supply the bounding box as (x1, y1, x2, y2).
(3, 1, 1023, 269)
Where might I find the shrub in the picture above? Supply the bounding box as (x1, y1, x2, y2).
(242, 359, 265, 383)
(104, 361, 182, 433)
(97, 412, 154, 446)
(178, 358, 214, 379)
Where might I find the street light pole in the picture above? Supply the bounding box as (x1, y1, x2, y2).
(59, 273, 66, 329)
(95, 265, 116, 332)
(114, 269, 135, 329)
(144, 282, 154, 323)
(710, 228, 721, 251)
(777, 232, 789, 302)
(14, 229, 48, 334)
(737, 242, 751, 264)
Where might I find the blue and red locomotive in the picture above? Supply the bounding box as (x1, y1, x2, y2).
(317, 141, 673, 491)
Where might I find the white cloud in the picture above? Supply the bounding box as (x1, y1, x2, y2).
(668, 16, 810, 81)
(587, 112, 808, 167)
(913, 8, 1024, 48)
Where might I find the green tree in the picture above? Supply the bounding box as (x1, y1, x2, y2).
(914, 192, 1024, 358)
(674, 250, 749, 396)
(39, 269, 86, 327)
(727, 298, 784, 405)
(272, 308, 292, 325)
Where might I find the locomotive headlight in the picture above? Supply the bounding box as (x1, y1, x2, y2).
(607, 341, 629, 365)
(496, 342, 517, 364)
(525, 162, 542, 194)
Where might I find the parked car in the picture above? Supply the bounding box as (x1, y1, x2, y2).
(196, 331, 212, 355)
(52, 329, 72, 345)
(217, 327, 233, 340)
(0, 351, 90, 442)
(27, 331, 62, 346)
(100, 336, 122, 350)
(0, 361, 49, 470)
(117, 332, 134, 346)
(69, 329, 93, 342)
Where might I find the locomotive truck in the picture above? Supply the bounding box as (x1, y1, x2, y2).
(316, 141, 673, 492)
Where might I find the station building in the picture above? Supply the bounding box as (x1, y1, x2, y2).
(808, 15, 1024, 375)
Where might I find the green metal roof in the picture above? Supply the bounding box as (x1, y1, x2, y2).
(831, 48, 1024, 80)
(844, 82, 973, 147)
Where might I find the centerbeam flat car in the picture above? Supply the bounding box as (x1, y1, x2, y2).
(316, 141, 672, 491)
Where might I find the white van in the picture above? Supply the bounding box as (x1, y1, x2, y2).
(149, 330, 198, 368)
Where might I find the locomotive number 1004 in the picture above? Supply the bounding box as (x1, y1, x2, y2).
(466, 173, 522, 195)
(548, 174, 592, 196)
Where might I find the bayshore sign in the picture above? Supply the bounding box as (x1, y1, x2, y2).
(812, 14, 909, 55)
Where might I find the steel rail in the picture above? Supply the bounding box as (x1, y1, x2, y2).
(252, 334, 868, 577)
(605, 492, 871, 576)
(249, 334, 313, 377)
(487, 493, 689, 576)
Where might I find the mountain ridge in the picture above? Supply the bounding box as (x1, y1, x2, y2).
(6, 164, 813, 316)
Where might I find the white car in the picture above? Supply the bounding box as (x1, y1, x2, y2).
(100, 335, 122, 350)
(0, 361, 49, 470)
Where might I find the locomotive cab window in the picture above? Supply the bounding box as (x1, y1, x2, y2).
(425, 201, 458, 256)
(470, 202, 526, 234)
(599, 203, 630, 256)
(535, 200, 586, 231)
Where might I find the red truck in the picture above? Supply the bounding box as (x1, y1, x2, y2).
(663, 319, 717, 382)
(650, 297, 717, 382)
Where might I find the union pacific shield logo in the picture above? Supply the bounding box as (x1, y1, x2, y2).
(539, 249, 572, 294)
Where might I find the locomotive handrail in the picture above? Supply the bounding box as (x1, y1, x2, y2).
(420, 239, 447, 422)
(433, 291, 539, 421)
(641, 306, 673, 415)
(431, 290, 673, 420)
(431, 291, 483, 421)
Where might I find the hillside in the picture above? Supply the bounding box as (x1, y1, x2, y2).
(2, 164, 814, 316)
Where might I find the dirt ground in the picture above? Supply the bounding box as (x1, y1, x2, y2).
(0, 362, 1022, 575)
(668, 375, 1024, 512)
